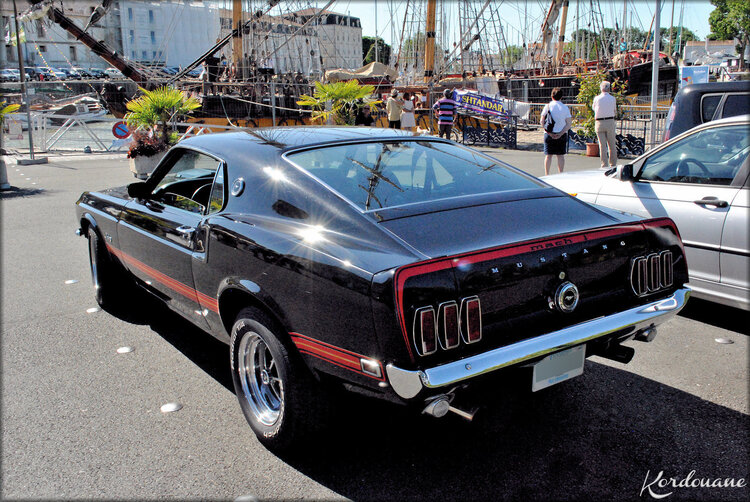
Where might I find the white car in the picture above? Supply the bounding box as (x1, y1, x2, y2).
(544, 115, 749, 310)
(104, 67, 124, 79)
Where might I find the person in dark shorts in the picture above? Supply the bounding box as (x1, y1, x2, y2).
(540, 87, 572, 175)
(432, 88, 457, 139)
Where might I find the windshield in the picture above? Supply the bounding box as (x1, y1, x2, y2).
(286, 141, 542, 211)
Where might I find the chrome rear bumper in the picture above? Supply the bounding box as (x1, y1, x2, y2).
(386, 288, 690, 399)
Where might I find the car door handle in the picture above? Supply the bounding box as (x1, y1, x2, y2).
(693, 197, 728, 208)
(175, 225, 195, 239)
(145, 199, 164, 211)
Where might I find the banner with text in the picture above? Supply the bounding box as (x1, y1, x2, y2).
(452, 90, 510, 119)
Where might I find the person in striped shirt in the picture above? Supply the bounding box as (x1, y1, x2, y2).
(432, 89, 458, 139)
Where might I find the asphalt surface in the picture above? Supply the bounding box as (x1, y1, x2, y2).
(1, 148, 747, 501)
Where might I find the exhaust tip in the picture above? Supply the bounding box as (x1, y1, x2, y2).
(635, 327, 657, 342)
(423, 397, 451, 418)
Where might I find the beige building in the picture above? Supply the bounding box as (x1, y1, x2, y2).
(288, 9, 362, 70)
(217, 9, 320, 76)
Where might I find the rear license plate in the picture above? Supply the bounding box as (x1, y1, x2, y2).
(532, 345, 585, 392)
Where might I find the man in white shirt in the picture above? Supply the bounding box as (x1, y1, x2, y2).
(592, 81, 618, 168)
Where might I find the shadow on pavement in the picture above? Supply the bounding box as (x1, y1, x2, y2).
(102, 289, 233, 392)
(280, 363, 748, 501)
(679, 297, 748, 335)
(109, 296, 748, 500)
(0, 187, 48, 199)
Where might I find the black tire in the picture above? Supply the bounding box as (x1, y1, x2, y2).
(230, 307, 328, 451)
(87, 227, 119, 308)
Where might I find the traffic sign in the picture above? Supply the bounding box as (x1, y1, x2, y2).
(112, 121, 130, 139)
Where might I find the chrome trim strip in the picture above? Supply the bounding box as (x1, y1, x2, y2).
(386, 288, 690, 399)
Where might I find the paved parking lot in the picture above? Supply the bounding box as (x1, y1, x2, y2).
(1, 149, 747, 500)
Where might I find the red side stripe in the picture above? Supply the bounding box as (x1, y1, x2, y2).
(105, 243, 219, 313)
(289, 333, 385, 381)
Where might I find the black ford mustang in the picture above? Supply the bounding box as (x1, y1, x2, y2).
(76, 127, 690, 450)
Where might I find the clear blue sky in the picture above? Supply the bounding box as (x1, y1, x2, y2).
(331, 0, 715, 48)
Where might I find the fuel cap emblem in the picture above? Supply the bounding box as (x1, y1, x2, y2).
(555, 281, 579, 313)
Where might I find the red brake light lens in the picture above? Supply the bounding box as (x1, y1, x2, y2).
(413, 307, 437, 355)
(439, 302, 460, 349)
(461, 296, 482, 343)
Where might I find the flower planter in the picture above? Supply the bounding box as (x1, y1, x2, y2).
(585, 142, 599, 157)
(129, 151, 166, 179)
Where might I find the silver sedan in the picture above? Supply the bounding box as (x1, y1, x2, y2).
(543, 115, 749, 310)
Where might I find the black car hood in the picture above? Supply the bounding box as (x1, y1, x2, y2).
(378, 192, 630, 258)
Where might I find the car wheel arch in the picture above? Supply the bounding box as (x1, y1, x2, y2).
(80, 213, 99, 237)
(217, 285, 291, 343)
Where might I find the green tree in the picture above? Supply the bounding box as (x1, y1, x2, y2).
(125, 86, 200, 144)
(297, 80, 380, 125)
(576, 72, 627, 139)
(500, 45, 524, 66)
(362, 36, 392, 65)
(660, 26, 699, 56)
(708, 0, 750, 70)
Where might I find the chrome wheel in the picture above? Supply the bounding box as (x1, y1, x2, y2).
(237, 332, 284, 426)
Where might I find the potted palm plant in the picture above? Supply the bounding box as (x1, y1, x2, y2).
(1, 101, 21, 190)
(575, 71, 626, 157)
(297, 80, 380, 125)
(124, 86, 200, 179)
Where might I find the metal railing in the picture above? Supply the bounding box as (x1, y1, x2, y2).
(525, 103, 669, 151)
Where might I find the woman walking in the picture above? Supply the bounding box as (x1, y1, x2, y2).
(540, 87, 572, 175)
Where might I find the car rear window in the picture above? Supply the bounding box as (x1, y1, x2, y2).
(722, 94, 750, 119)
(286, 140, 543, 211)
(701, 94, 721, 122)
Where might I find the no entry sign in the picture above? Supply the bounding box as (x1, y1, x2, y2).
(112, 121, 130, 139)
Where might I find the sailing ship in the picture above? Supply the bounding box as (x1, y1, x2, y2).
(21, 0, 680, 129)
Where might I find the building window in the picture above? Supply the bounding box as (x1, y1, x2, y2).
(36, 20, 44, 38)
(128, 8, 133, 21)
(131, 50, 135, 58)
(150, 31, 155, 44)
(129, 30, 134, 44)
(220, 17, 231, 30)
(149, 10, 154, 23)
(141, 50, 147, 60)
(152, 51, 156, 58)
(6, 46, 16, 62)
(70, 46, 77, 61)
(39, 45, 47, 53)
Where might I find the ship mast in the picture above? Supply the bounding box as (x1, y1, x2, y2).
(423, 0, 437, 82)
(232, 0, 242, 69)
(554, 0, 570, 69)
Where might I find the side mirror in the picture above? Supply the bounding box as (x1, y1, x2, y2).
(607, 164, 634, 182)
(127, 182, 151, 199)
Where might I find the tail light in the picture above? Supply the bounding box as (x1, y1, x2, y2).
(630, 250, 673, 296)
(411, 297, 482, 356)
(460, 296, 482, 344)
(413, 307, 437, 355)
(438, 301, 460, 349)
(660, 250, 673, 287)
(648, 253, 661, 291)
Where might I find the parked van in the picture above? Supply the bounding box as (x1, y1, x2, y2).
(663, 81, 750, 141)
